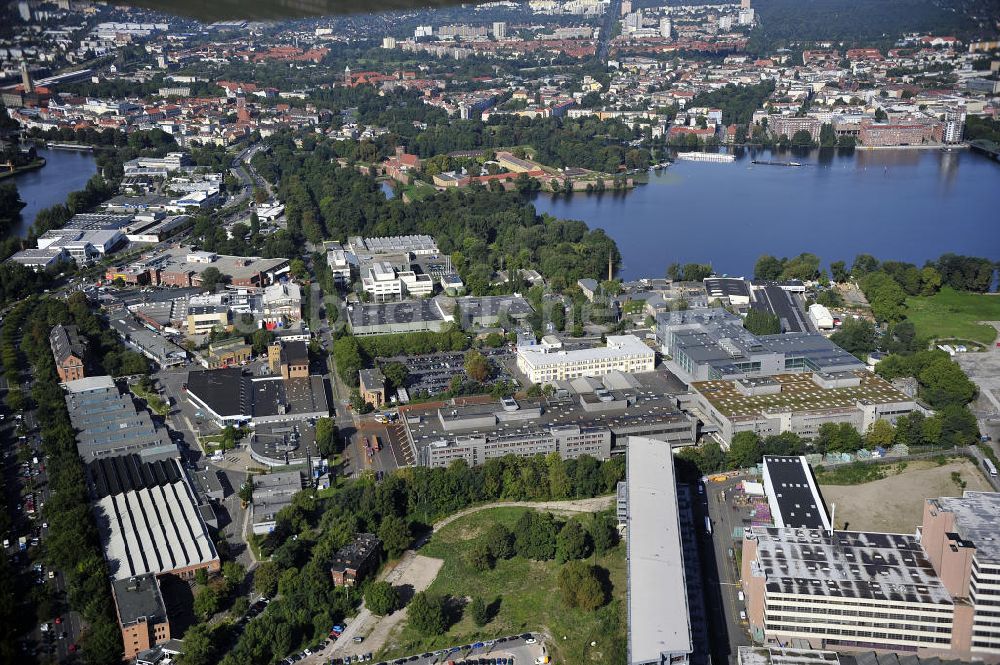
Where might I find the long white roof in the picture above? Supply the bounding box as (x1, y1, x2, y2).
(626, 436, 692, 663)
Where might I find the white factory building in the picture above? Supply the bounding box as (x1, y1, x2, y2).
(516, 334, 655, 385)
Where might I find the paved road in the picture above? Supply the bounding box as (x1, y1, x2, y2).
(703, 475, 753, 665)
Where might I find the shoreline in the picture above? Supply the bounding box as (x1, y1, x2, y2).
(0, 157, 46, 181)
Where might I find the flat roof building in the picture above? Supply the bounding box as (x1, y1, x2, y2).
(407, 374, 697, 467)
(704, 277, 752, 306)
(330, 533, 382, 587)
(922, 492, 1000, 660)
(111, 574, 172, 660)
(184, 369, 329, 426)
(454, 295, 533, 328)
(516, 334, 655, 385)
(251, 471, 303, 534)
(688, 371, 916, 444)
(625, 436, 693, 664)
(656, 308, 863, 384)
(761, 456, 831, 530)
(347, 299, 451, 336)
(742, 526, 955, 655)
(64, 375, 176, 461)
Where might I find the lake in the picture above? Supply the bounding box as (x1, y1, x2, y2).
(7, 148, 98, 238)
(531, 147, 1000, 281)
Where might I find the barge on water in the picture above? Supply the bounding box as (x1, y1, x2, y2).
(675, 152, 735, 163)
(751, 159, 801, 167)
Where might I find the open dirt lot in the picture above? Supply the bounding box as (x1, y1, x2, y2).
(820, 459, 992, 534)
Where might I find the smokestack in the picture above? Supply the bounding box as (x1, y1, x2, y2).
(20, 61, 32, 94)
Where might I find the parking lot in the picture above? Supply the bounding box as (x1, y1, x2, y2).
(377, 349, 514, 399)
(0, 386, 83, 661)
(347, 421, 413, 476)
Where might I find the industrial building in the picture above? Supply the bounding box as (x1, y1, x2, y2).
(105, 245, 289, 288)
(346, 299, 452, 336)
(656, 308, 864, 384)
(742, 488, 1000, 660)
(108, 314, 188, 368)
(704, 277, 752, 306)
(761, 456, 832, 530)
(625, 436, 693, 665)
(687, 371, 915, 444)
(248, 422, 319, 468)
(454, 295, 533, 328)
(250, 471, 303, 534)
(184, 368, 329, 426)
(516, 334, 656, 385)
(742, 527, 955, 654)
(64, 376, 177, 462)
(407, 373, 697, 467)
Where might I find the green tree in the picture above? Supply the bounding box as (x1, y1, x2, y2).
(727, 431, 763, 468)
(819, 123, 837, 147)
(193, 585, 221, 620)
(200, 266, 227, 290)
(195, 568, 209, 586)
(743, 309, 781, 335)
(289, 258, 308, 279)
(830, 261, 849, 283)
(315, 417, 338, 457)
(816, 422, 864, 454)
(253, 561, 280, 598)
(378, 515, 411, 558)
(222, 561, 245, 593)
(408, 592, 447, 635)
(590, 513, 619, 555)
(486, 523, 515, 560)
(381, 362, 408, 392)
(754, 255, 785, 280)
(830, 318, 878, 357)
(557, 560, 608, 610)
(178, 623, 216, 665)
(514, 511, 558, 560)
(464, 349, 490, 383)
(865, 420, 896, 449)
(547, 452, 572, 499)
(365, 581, 399, 616)
(556, 519, 592, 562)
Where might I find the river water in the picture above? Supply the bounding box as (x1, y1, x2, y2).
(7, 148, 98, 238)
(532, 147, 1000, 280)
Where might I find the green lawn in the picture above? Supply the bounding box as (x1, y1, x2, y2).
(905, 288, 1000, 345)
(381, 507, 626, 665)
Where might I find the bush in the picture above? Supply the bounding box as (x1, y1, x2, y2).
(557, 561, 608, 610)
(469, 541, 495, 572)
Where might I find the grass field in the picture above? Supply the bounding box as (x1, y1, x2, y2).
(380, 507, 626, 665)
(820, 457, 992, 533)
(905, 288, 1000, 345)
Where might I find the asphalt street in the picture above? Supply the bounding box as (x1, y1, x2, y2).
(702, 474, 753, 665)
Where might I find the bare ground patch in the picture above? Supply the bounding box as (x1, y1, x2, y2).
(821, 459, 992, 534)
